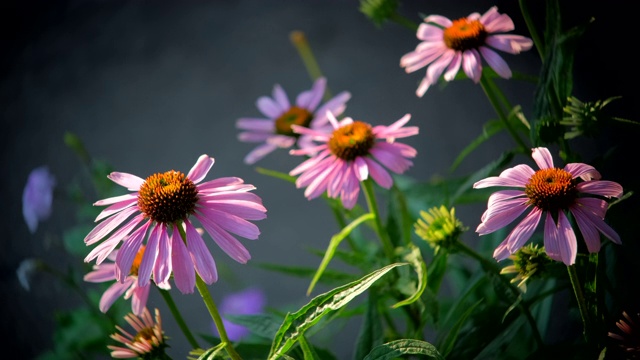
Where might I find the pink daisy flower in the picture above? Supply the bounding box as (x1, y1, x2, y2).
(84, 246, 159, 316)
(83, 154, 267, 294)
(236, 77, 351, 164)
(108, 307, 168, 359)
(288, 111, 418, 209)
(474, 147, 623, 265)
(400, 6, 533, 97)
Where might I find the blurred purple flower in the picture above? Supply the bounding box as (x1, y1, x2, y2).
(214, 287, 266, 341)
(22, 166, 56, 234)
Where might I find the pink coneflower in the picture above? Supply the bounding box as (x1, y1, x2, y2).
(83, 155, 267, 294)
(474, 147, 623, 265)
(400, 6, 533, 97)
(609, 311, 640, 358)
(236, 77, 351, 164)
(108, 307, 169, 359)
(84, 246, 159, 316)
(288, 111, 418, 209)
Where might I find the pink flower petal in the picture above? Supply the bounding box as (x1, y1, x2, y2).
(171, 226, 196, 293)
(577, 181, 623, 198)
(108, 172, 145, 191)
(479, 46, 512, 79)
(187, 155, 214, 184)
(504, 207, 542, 254)
(185, 221, 218, 284)
(531, 147, 554, 169)
(554, 211, 578, 265)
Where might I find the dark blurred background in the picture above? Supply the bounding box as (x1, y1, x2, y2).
(1, 1, 637, 359)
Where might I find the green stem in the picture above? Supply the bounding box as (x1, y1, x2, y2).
(518, 0, 544, 60)
(567, 264, 591, 342)
(158, 288, 200, 349)
(361, 179, 395, 261)
(176, 222, 242, 360)
(455, 242, 544, 348)
(390, 13, 419, 32)
(480, 75, 529, 152)
(290, 30, 332, 98)
(195, 276, 243, 360)
(327, 199, 357, 251)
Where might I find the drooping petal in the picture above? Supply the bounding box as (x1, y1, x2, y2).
(99, 280, 132, 313)
(137, 225, 161, 287)
(479, 46, 512, 79)
(115, 222, 150, 283)
(130, 283, 150, 316)
(543, 212, 562, 262)
(476, 198, 529, 235)
(184, 221, 218, 284)
(570, 205, 602, 253)
(570, 205, 621, 244)
(171, 227, 196, 293)
(153, 225, 172, 288)
(461, 49, 482, 83)
(555, 211, 578, 265)
(364, 157, 393, 189)
(196, 213, 251, 264)
(504, 207, 542, 254)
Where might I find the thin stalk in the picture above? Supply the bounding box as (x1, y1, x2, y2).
(289, 31, 329, 95)
(361, 179, 395, 261)
(195, 276, 242, 360)
(567, 264, 591, 342)
(390, 13, 419, 32)
(480, 75, 528, 153)
(158, 288, 200, 349)
(327, 199, 358, 251)
(176, 223, 242, 360)
(455, 241, 544, 348)
(518, 0, 544, 60)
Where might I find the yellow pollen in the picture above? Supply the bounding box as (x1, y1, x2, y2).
(327, 121, 375, 161)
(137, 171, 198, 224)
(443, 18, 487, 51)
(524, 168, 578, 212)
(129, 245, 146, 277)
(274, 106, 313, 136)
(133, 327, 155, 343)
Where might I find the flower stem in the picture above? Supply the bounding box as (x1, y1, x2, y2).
(290, 31, 329, 86)
(518, 0, 544, 60)
(158, 288, 200, 349)
(175, 221, 242, 360)
(361, 178, 396, 261)
(567, 264, 591, 342)
(455, 241, 544, 348)
(479, 75, 528, 153)
(390, 13, 419, 32)
(195, 276, 243, 360)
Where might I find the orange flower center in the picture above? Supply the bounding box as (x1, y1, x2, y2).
(327, 121, 375, 161)
(138, 171, 198, 224)
(275, 106, 313, 136)
(524, 168, 578, 212)
(443, 18, 487, 51)
(133, 327, 156, 343)
(129, 245, 146, 277)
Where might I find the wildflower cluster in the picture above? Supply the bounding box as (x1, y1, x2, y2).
(17, 2, 637, 360)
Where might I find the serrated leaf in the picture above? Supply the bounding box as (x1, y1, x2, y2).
(307, 213, 375, 296)
(363, 339, 444, 360)
(267, 263, 408, 360)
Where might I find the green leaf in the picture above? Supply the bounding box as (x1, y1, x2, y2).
(363, 339, 444, 360)
(195, 343, 226, 360)
(299, 335, 322, 360)
(386, 182, 413, 246)
(449, 119, 504, 173)
(427, 251, 448, 295)
(531, 0, 590, 145)
(439, 299, 484, 357)
(353, 293, 383, 360)
(391, 243, 427, 309)
(224, 313, 284, 340)
(450, 151, 515, 204)
(267, 262, 408, 360)
(307, 213, 375, 296)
